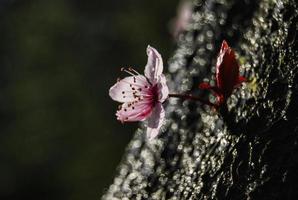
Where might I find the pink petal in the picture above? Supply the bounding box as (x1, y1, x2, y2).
(116, 100, 153, 123)
(146, 103, 165, 140)
(171, 0, 192, 39)
(109, 75, 149, 103)
(157, 74, 169, 102)
(144, 45, 163, 83)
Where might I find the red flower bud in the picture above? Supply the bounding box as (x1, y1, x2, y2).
(199, 40, 246, 106)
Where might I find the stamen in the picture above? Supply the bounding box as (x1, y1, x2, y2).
(121, 79, 147, 88)
(128, 67, 141, 75)
(121, 67, 136, 76)
(120, 91, 152, 99)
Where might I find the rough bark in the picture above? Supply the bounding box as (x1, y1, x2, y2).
(102, 0, 298, 199)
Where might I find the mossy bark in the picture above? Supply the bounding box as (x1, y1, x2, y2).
(102, 0, 298, 199)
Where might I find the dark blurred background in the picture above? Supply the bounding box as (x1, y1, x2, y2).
(0, 0, 180, 199)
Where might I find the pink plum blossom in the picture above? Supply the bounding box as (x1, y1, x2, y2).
(109, 46, 169, 140)
(171, 0, 192, 40)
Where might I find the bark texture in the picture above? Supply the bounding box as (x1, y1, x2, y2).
(102, 0, 298, 199)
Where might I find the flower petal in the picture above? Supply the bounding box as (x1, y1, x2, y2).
(109, 75, 149, 103)
(116, 100, 153, 123)
(157, 74, 169, 102)
(146, 103, 165, 140)
(144, 45, 163, 83)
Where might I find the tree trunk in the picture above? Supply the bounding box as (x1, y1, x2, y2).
(102, 0, 298, 199)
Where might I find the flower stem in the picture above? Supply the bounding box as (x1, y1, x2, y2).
(169, 93, 217, 107)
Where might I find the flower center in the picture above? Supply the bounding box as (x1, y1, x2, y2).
(118, 67, 159, 110)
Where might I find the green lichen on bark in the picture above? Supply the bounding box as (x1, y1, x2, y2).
(102, 0, 298, 199)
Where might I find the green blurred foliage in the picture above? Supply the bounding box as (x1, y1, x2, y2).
(0, 0, 178, 199)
